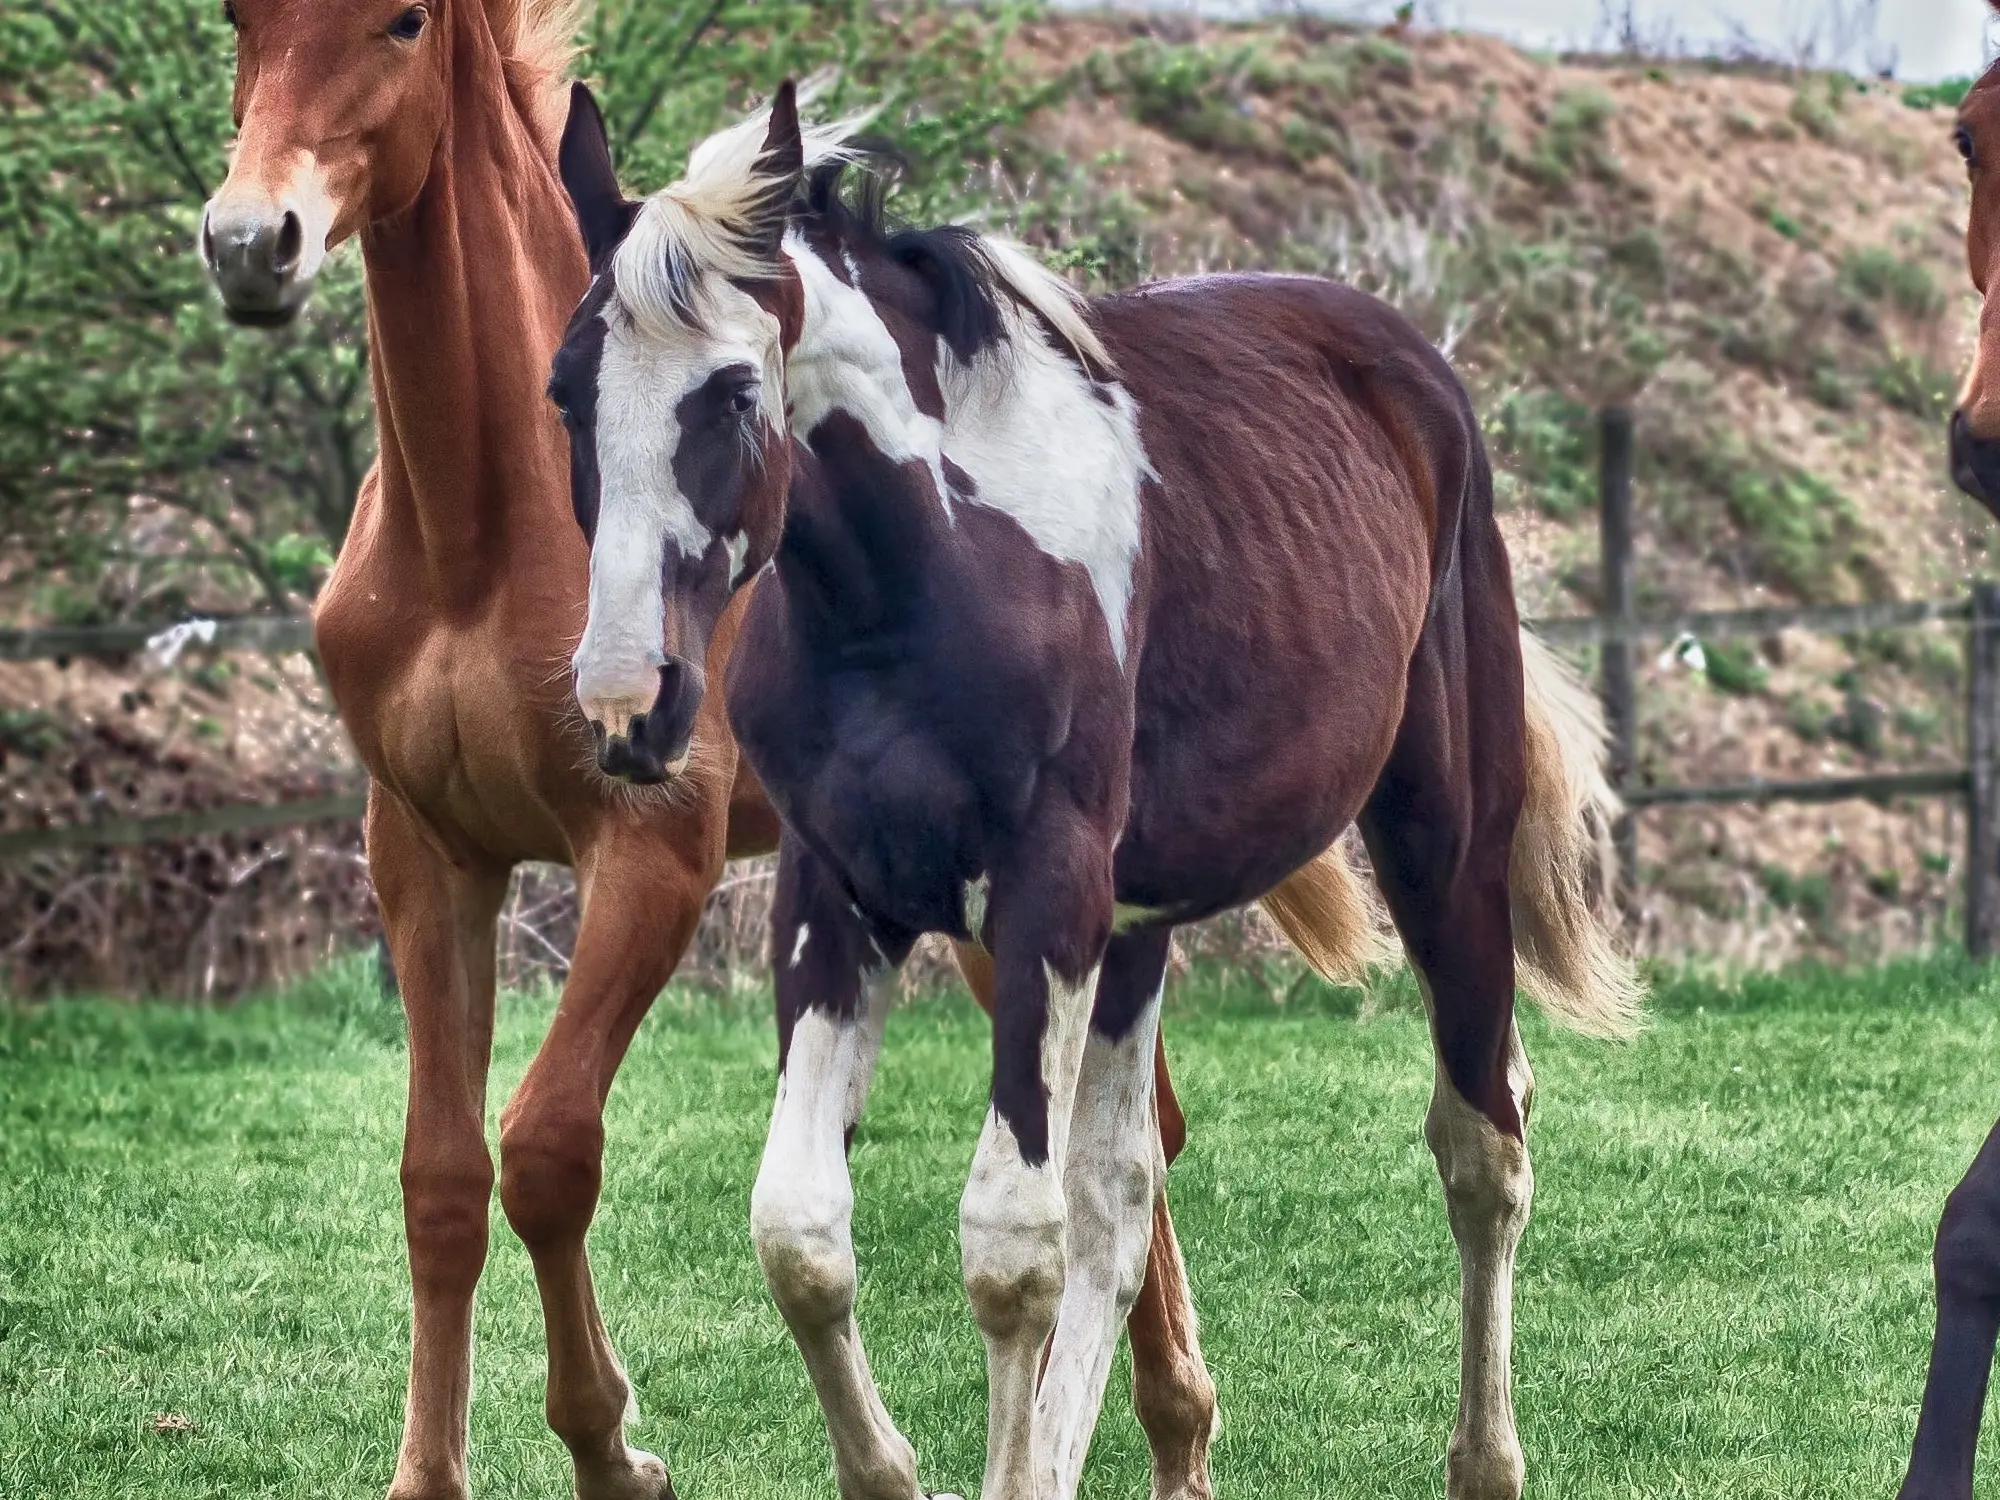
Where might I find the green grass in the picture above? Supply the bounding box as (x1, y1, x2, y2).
(5, 955, 2000, 1498)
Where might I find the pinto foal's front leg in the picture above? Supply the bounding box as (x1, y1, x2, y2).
(751, 838, 922, 1500)
(961, 844, 1114, 1500)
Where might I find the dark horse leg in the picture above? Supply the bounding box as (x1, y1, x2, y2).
(1361, 576, 1534, 1500)
(1899, 1116, 2000, 1500)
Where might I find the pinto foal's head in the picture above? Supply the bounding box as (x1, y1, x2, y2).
(1955, 26, 2000, 510)
(552, 84, 812, 783)
(200, 0, 571, 326)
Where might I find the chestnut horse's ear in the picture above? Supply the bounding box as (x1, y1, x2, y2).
(747, 80, 806, 258)
(559, 82, 637, 270)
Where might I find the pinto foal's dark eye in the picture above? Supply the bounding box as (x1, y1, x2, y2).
(1958, 126, 1978, 168)
(725, 386, 758, 418)
(387, 5, 428, 41)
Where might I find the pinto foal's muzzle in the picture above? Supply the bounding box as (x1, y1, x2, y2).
(582, 658, 705, 785)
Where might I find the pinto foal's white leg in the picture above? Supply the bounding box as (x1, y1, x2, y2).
(1033, 942, 1170, 1500)
(1426, 1021, 1536, 1500)
(752, 957, 920, 1500)
(961, 958, 1098, 1500)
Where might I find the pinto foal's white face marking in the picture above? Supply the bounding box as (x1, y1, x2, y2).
(570, 279, 781, 723)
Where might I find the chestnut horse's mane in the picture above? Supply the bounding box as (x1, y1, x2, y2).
(500, 0, 587, 157)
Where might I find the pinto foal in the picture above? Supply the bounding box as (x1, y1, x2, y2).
(549, 84, 1640, 1500)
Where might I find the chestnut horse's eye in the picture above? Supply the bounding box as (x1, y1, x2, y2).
(387, 5, 428, 41)
(1958, 125, 1978, 168)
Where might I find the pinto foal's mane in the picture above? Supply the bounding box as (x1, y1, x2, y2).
(611, 93, 1113, 378)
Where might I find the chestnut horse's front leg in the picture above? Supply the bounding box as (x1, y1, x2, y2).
(496, 818, 726, 1500)
(371, 789, 511, 1500)
(1898, 1116, 2000, 1500)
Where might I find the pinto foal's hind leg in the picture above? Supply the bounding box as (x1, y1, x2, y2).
(1898, 1116, 2000, 1500)
(752, 838, 922, 1500)
(1363, 690, 1535, 1500)
(371, 793, 509, 1500)
(496, 838, 718, 1500)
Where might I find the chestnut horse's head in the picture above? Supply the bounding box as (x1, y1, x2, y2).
(550, 83, 811, 783)
(199, 0, 569, 326)
(1954, 38, 2000, 511)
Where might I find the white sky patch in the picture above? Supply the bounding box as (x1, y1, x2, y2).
(1053, 0, 1993, 80)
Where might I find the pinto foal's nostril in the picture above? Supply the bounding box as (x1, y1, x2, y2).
(273, 211, 303, 276)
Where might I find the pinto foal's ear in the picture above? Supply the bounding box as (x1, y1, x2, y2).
(559, 83, 638, 270)
(747, 80, 806, 256)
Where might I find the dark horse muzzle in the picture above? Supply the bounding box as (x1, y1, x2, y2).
(1952, 410, 2000, 517)
(585, 658, 705, 784)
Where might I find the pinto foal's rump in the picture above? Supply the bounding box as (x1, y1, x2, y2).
(552, 83, 1638, 1500)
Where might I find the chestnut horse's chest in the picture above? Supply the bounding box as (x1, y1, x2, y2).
(315, 489, 586, 861)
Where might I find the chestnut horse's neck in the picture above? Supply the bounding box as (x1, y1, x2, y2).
(358, 40, 585, 616)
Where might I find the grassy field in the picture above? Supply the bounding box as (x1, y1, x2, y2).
(4, 955, 2000, 1498)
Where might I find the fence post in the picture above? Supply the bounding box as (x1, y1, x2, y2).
(1599, 407, 1638, 906)
(1968, 580, 2000, 958)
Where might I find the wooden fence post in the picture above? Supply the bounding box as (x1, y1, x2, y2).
(1968, 580, 2000, 958)
(1599, 406, 1639, 905)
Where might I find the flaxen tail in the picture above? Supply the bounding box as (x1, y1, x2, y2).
(1260, 836, 1398, 987)
(1508, 628, 1645, 1038)
(1257, 630, 1643, 1038)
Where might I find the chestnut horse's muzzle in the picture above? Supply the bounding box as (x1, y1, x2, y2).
(583, 658, 705, 784)
(1952, 410, 2000, 518)
(200, 196, 320, 328)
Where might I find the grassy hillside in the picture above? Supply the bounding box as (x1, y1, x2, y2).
(3, 6, 1989, 987)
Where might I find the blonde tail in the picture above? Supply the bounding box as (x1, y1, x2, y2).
(1259, 837, 1398, 988)
(1509, 628, 1645, 1038)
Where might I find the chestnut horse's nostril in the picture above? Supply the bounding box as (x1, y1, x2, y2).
(273, 211, 303, 275)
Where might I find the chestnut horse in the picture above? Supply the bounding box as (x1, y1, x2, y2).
(549, 83, 1640, 1500)
(193, 5, 1362, 1496)
(1905, 41, 2000, 1500)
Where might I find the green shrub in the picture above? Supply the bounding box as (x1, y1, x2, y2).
(1904, 78, 1975, 112)
(1874, 349, 1955, 420)
(1485, 387, 1596, 519)
(1839, 247, 1945, 319)
(1702, 640, 1769, 696)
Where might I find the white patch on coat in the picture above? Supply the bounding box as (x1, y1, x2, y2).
(572, 281, 779, 720)
(939, 313, 1151, 665)
(784, 238, 950, 511)
(1035, 984, 1164, 1498)
(789, 924, 811, 968)
(960, 960, 1099, 1500)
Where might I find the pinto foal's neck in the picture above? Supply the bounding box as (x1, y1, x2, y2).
(357, 41, 586, 614)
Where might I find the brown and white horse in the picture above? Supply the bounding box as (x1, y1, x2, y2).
(1903, 37, 2000, 1500)
(194, 5, 1255, 1497)
(550, 83, 1641, 1500)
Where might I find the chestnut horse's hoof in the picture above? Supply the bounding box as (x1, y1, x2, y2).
(575, 1447, 675, 1500)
